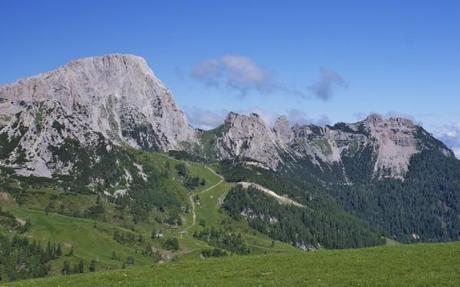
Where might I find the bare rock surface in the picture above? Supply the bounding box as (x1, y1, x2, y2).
(0, 54, 454, 181)
(0, 54, 196, 177)
(214, 112, 285, 170)
(211, 111, 453, 180)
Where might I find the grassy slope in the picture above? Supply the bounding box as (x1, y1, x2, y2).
(1, 151, 297, 278)
(152, 152, 297, 255)
(2, 151, 459, 286)
(8, 208, 153, 272)
(191, 180, 297, 253)
(8, 241, 460, 287)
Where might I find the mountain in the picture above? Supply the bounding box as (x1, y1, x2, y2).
(204, 112, 459, 243)
(0, 54, 454, 183)
(0, 53, 459, 260)
(0, 54, 196, 178)
(201, 111, 454, 182)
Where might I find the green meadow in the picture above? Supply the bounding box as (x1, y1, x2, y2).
(8, 241, 460, 287)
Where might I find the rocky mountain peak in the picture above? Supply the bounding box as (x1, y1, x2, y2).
(273, 116, 293, 144)
(215, 112, 284, 170)
(0, 54, 197, 151)
(225, 112, 264, 127)
(347, 114, 422, 179)
(360, 113, 415, 130)
(363, 113, 384, 124)
(0, 54, 197, 177)
(1, 54, 155, 105)
(0, 54, 455, 182)
(210, 110, 453, 181)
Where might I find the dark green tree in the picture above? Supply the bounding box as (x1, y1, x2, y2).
(89, 260, 97, 272)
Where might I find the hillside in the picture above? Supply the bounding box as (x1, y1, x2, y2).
(0, 54, 459, 284)
(0, 150, 299, 282)
(217, 148, 460, 243)
(8, 241, 460, 287)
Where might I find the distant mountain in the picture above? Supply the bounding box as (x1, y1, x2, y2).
(0, 54, 458, 246)
(199, 111, 454, 181)
(204, 112, 460, 243)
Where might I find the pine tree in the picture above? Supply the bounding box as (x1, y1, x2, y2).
(89, 260, 96, 272)
(56, 243, 62, 256)
(78, 260, 84, 273)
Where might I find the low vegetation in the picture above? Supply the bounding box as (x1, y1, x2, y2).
(1, 148, 458, 285)
(0, 151, 295, 284)
(8, 241, 460, 287)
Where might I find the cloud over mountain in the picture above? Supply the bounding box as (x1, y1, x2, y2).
(184, 106, 227, 130)
(308, 67, 347, 101)
(192, 55, 273, 96)
(287, 109, 331, 126)
(435, 122, 460, 158)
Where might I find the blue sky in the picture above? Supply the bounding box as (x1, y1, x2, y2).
(1, 1, 459, 155)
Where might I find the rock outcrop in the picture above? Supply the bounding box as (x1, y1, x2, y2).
(0, 54, 454, 181)
(208, 112, 454, 180)
(356, 114, 420, 178)
(0, 54, 197, 177)
(0, 54, 196, 151)
(214, 113, 284, 170)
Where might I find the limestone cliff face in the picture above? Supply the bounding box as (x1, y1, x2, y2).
(0, 54, 454, 181)
(0, 100, 110, 177)
(0, 54, 196, 151)
(0, 54, 196, 177)
(209, 112, 454, 180)
(273, 116, 293, 144)
(214, 112, 284, 170)
(355, 114, 421, 178)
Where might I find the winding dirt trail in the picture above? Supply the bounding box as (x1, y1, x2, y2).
(182, 167, 224, 233)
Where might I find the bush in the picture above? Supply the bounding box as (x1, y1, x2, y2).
(175, 163, 187, 177)
(163, 237, 179, 251)
(201, 248, 227, 258)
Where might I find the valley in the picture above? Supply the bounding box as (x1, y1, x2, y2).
(0, 54, 459, 285)
(0, 150, 298, 281)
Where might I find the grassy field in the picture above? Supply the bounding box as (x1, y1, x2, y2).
(8, 207, 154, 272)
(0, 151, 297, 279)
(7, 241, 460, 287)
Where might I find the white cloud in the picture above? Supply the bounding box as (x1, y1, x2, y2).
(184, 106, 227, 130)
(434, 122, 460, 158)
(192, 55, 348, 102)
(287, 109, 331, 126)
(185, 105, 331, 131)
(192, 55, 273, 95)
(186, 106, 280, 129)
(239, 107, 280, 127)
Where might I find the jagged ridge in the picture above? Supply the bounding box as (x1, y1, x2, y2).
(0, 54, 455, 182)
(204, 111, 454, 181)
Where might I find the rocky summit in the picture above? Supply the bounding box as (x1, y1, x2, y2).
(206, 111, 453, 181)
(0, 54, 196, 177)
(0, 54, 454, 182)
